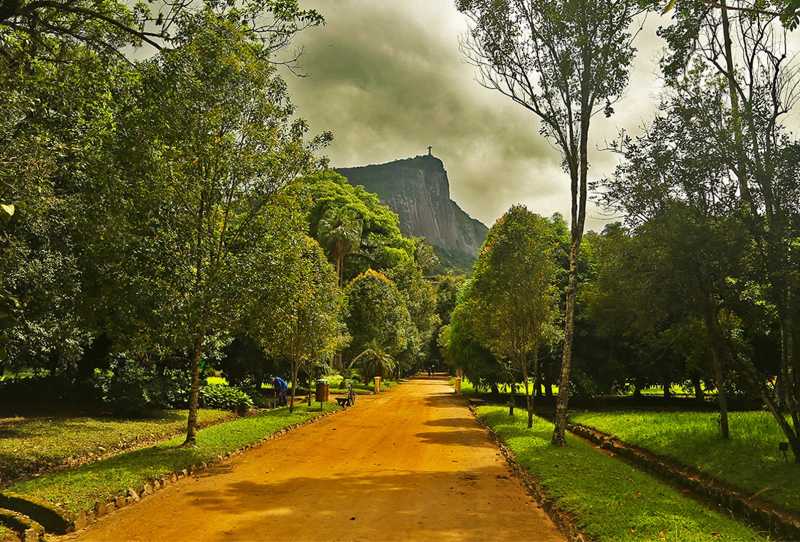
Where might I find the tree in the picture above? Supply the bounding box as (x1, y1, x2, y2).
(441, 285, 505, 395)
(599, 75, 753, 437)
(300, 170, 413, 284)
(345, 269, 412, 378)
(105, 14, 327, 444)
(0, 0, 322, 63)
(259, 237, 347, 412)
(645, 4, 800, 459)
(0, 35, 130, 377)
(470, 206, 559, 428)
(458, 0, 639, 445)
(317, 206, 362, 286)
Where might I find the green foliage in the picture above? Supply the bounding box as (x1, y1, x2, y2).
(470, 206, 559, 369)
(200, 384, 254, 413)
(478, 406, 767, 541)
(92, 359, 162, 417)
(345, 269, 412, 364)
(350, 345, 397, 383)
(92, 360, 193, 416)
(445, 208, 562, 393)
(298, 170, 412, 283)
(220, 336, 283, 391)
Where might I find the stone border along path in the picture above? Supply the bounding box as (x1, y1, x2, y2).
(468, 405, 589, 542)
(61, 378, 564, 542)
(0, 410, 239, 490)
(0, 405, 346, 541)
(75, 405, 347, 530)
(566, 421, 800, 540)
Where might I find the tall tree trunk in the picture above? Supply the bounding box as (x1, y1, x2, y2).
(703, 303, 730, 439)
(508, 380, 515, 416)
(289, 360, 297, 413)
(307, 373, 312, 406)
(523, 359, 533, 429)
(719, 0, 752, 205)
(531, 350, 540, 427)
(553, 237, 580, 445)
(780, 307, 800, 440)
(663, 380, 671, 400)
(184, 335, 203, 446)
(692, 376, 704, 402)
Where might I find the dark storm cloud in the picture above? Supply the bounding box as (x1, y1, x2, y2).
(286, 1, 667, 230)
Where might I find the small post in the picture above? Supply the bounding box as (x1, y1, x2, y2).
(780, 442, 789, 462)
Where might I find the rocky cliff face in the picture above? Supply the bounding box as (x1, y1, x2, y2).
(337, 155, 487, 269)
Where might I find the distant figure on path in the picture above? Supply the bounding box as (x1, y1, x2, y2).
(273, 376, 288, 406)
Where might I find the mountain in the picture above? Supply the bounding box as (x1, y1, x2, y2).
(337, 154, 488, 270)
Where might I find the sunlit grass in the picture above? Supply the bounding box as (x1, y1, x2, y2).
(0, 410, 232, 486)
(477, 406, 767, 541)
(451, 377, 557, 397)
(571, 411, 800, 513)
(8, 404, 336, 514)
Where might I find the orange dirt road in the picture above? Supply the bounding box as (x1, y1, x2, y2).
(67, 378, 563, 541)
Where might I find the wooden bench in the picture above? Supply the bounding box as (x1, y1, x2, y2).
(336, 397, 350, 408)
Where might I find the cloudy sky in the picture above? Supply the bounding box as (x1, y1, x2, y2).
(284, 2, 671, 231)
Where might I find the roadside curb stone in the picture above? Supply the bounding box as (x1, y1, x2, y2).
(64, 405, 346, 535)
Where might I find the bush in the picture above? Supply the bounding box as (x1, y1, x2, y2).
(200, 384, 253, 414)
(93, 359, 194, 416)
(93, 359, 161, 417)
(154, 368, 192, 408)
(220, 336, 282, 390)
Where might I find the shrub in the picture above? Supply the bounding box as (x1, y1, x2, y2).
(200, 384, 253, 414)
(92, 356, 200, 415)
(92, 359, 161, 417)
(154, 368, 192, 408)
(220, 336, 282, 390)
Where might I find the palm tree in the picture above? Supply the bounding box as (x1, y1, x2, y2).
(317, 207, 362, 286)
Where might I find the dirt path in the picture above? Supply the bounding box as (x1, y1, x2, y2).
(66, 378, 563, 541)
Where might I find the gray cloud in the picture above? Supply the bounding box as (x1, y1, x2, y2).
(285, 2, 669, 231)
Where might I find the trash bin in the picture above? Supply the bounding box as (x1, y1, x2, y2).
(373, 376, 382, 394)
(315, 379, 329, 402)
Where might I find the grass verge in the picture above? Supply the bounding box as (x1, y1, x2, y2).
(571, 411, 800, 514)
(477, 406, 767, 542)
(8, 404, 337, 515)
(0, 409, 232, 486)
(0, 525, 15, 541)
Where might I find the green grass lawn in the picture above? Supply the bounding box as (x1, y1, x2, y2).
(0, 409, 232, 486)
(8, 404, 336, 515)
(477, 406, 767, 542)
(571, 411, 800, 514)
(451, 378, 558, 398)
